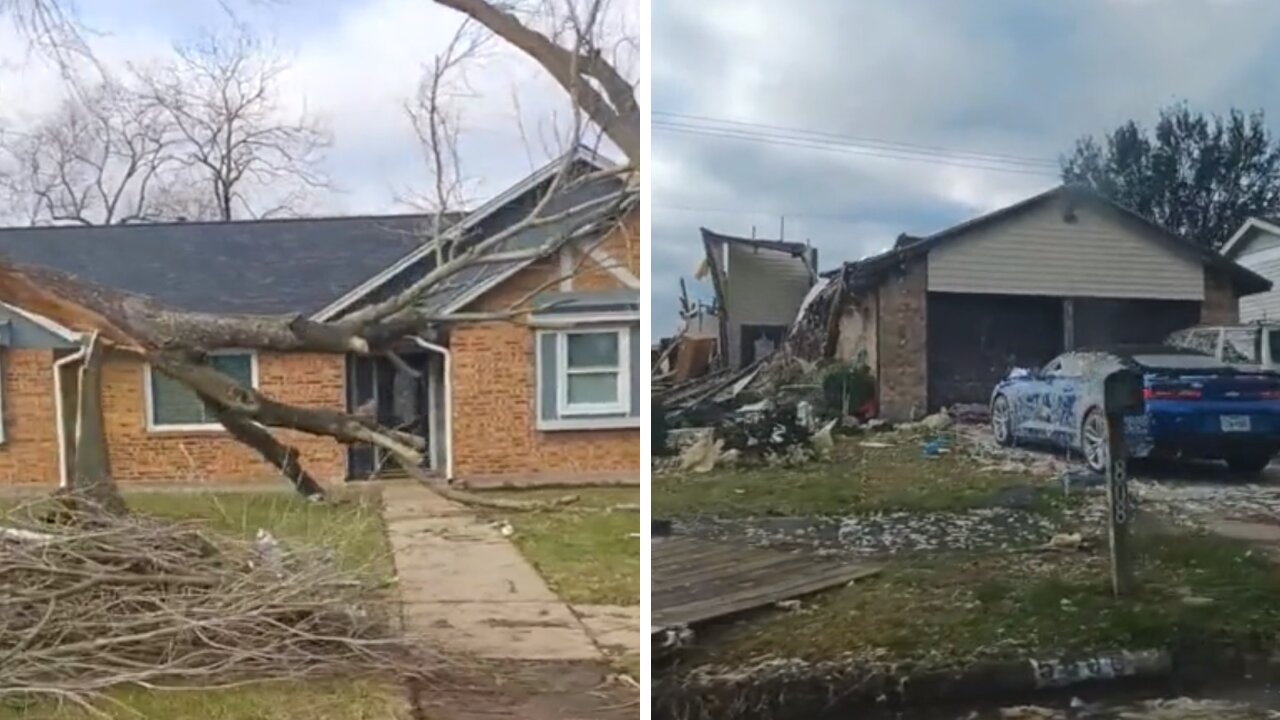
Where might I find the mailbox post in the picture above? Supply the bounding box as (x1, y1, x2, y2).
(1103, 368, 1143, 598)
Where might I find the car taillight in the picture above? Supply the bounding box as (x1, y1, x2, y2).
(1262, 389, 1280, 400)
(1143, 387, 1202, 400)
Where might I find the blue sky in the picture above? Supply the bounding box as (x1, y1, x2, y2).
(0, 0, 592, 218)
(651, 0, 1280, 336)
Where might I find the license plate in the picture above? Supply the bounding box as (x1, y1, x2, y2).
(1221, 415, 1252, 432)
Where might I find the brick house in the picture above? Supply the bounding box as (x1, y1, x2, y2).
(0, 149, 639, 487)
(824, 185, 1270, 421)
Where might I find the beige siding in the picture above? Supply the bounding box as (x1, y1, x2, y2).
(723, 243, 814, 365)
(927, 200, 1204, 300)
(1238, 242, 1280, 322)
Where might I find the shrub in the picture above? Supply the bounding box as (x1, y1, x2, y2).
(821, 363, 876, 416)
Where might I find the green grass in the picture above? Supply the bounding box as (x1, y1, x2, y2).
(692, 530, 1280, 670)
(0, 490, 403, 719)
(654, 429, 1053, 518)
(126, 490, 393, 575)
(0, 680, 407, 720)
(479, 487, 640, 606)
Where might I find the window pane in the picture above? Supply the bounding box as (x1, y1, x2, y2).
(151, 372, 210, 425)
(566, 333, 618, 368)
(152, 353, 253, 426)
(567, 372, 618, 405)
(211, 354, 254, 386)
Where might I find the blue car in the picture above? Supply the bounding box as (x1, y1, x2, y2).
(989, 345, 1280, 475)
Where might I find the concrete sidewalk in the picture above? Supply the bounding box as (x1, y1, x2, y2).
(382, 482, 635, 662)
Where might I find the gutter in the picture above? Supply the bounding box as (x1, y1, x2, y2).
(53, 344, 88, 488)
(411, 337, 453, 482)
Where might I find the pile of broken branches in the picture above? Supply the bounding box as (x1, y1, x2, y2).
(0, 501, 425, 712)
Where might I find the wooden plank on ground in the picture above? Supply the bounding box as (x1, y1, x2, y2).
(651, 535, 879, 631)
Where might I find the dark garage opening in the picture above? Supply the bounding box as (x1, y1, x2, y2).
(927, 292, 1064, 411)
(926, 292, 1205, 411)
(1071, 297, 1201, 349)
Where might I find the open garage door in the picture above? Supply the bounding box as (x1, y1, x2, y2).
(926, 292, 1063, 411)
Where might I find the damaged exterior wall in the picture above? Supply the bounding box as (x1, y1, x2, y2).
(715, 240, 817, 368)
(834, 293, 877, 369)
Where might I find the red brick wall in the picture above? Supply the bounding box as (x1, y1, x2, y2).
(101, 351, 347, 484)
(876, 258, 929, 422)
(1202, 268, 1240, 325)
(451, 214, 640, 480)
(0, 349, 62, 485)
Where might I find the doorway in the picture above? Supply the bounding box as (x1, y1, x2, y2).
(346, 352, 432, 480)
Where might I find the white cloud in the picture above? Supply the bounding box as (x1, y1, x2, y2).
(0, 0, 588, 217)
(650, 0, 1280, 335)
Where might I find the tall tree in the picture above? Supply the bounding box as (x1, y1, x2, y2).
(137, 26, 332, 220)
(0, 81, 177, 225)
(1062, 103, 1280, 250)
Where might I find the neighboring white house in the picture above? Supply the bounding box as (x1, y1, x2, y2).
(1223, 217, 1280, 322)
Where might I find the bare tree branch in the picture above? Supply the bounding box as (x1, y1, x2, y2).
(0, 81, 181, 226)
(431, 0, 639, 162)
(135, 25, 332, 220)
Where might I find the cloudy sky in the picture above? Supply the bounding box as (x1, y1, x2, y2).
(652, 0, 1280, 335)
(0, 0, 624, 217)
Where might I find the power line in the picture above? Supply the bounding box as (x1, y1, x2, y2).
(653, 112, 1062, 177)
(654, 110, 1061, 167)
(655, 122, 1060, 176)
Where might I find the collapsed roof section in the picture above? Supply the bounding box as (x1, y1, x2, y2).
(698, 228, 818, 369)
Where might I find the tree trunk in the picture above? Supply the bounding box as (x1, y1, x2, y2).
(69, 334, 129, 515)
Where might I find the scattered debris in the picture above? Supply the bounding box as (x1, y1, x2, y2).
(773, 599, 803, 612)
(679, 435, 725, 473)
(812, 419, 837, 458)
(860, 441, 893, 449)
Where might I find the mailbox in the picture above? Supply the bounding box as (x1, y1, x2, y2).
(1104, 368, 1144, 416)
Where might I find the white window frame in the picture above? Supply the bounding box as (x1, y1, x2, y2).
(144, 350, 259, 432)
(556, 328, 630, 417)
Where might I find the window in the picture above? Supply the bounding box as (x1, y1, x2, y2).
(558, 330, 628, 415)
(147, 352, 256, 430)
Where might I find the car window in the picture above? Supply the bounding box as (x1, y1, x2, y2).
(1175, 328, 1220, 356)
(1222, 327, 1258, 364)
(1269, 330, 1280, 365)
(1042, 358, 1064, 376)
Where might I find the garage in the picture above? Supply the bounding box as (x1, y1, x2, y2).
(843, 185, 1272, 421)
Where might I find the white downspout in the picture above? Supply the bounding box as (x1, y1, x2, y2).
(53, 344, 88, 488)
(411, 337, 453, 482)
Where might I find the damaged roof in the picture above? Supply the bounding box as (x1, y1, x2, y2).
(0, 213, 457, 315)
(831, 185, 1272, 296)
(699, 229, 814, 257)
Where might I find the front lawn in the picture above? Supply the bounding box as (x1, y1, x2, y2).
(0, 489, 406, 720)
(479, 487, 640, 606)
(687, 530, 1280, 671)
(654, 428, 1055, 518)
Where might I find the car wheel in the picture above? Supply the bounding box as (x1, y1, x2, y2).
(1226, 452, 1273, 475)
(991, 394, 1013, 446)
(1080, 408, 1108, 473)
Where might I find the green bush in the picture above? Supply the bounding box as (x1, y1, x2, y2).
(821, 363, 876, 416)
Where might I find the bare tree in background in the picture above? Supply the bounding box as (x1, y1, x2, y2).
(0, 81, 178, 225)
(137, 26, 332, 220)
(0, 0, 639, 512)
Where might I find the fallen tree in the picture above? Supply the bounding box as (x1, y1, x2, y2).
(0, 499, 424, 711)
(0, 0, 640, 512)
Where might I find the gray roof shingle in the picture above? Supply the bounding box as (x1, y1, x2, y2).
(0, 214, 455, 315)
